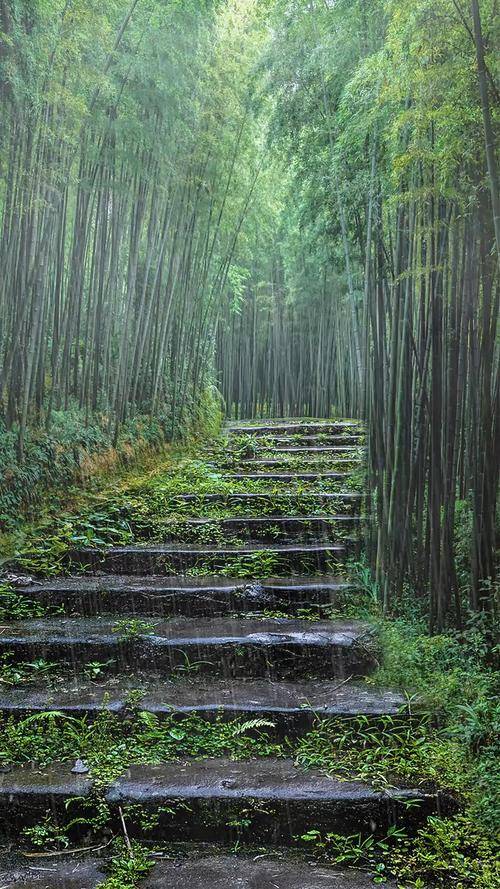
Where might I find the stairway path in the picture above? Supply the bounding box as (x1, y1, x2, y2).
(0, 418, 446, 886)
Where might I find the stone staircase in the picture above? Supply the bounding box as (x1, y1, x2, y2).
(0, 419, 445, 887)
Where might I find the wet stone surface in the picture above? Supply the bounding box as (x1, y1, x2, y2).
(141, 855, 397, 888)
(0, 857, 395, 888)
(0, 678, 406, 724)
(0, 758, 450, 840)
(17, 573, 353, 616)
(0, 861, 105, 888)
(66, 541, 350, 574)
(0, 617, 377, 679)
(225, 422, 363, 435)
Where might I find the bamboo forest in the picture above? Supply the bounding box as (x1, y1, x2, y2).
(0, 1, 498, 887)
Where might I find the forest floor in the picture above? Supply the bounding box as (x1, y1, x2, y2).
(0, 420, 497, 888)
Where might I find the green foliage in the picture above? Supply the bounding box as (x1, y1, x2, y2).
(0, 654, 59, 686)
(0, 708, 282, 778)
(0, 584, 47, 620)
(295, 714, 467, 792)
(300, 825, 407, 880)
(0, 409, 165, 533)
(22, 813, 73, 851)
(389, 815, 500, 888)
(112, 619, 157, 640)
(102, 839, 154, 889)
(371, 614, 499, 830)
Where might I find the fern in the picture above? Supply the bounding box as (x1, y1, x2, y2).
(231, 718, 276, 736)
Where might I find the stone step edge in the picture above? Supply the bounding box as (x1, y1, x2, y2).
(226, 472, 349, 480)
(174, 491, 363, 501)
(69, 542, 352, 557)
(226, 423, 364, 434)
(0, 616, 374, 647)
(0, 678, 406, 718)
(162, 514, 362, 525)
(18, 574, 353, 594)
(0, 617, 377, 679)
(0, 758, 431, 806)
(0, 856, 398, 889)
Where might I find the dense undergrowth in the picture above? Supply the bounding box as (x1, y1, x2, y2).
(0, 431, 498, 887)
(0, 388, 223, 534)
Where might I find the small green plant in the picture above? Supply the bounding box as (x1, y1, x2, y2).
(22, 813, 72, 851)
(0, 583, 48, 620)
(0, 654, 59, 686)
(102, 838, 153, 889)
(300, 825, 407, 876)
(83, 659, 116, 679)
(112, 619, 157, 640)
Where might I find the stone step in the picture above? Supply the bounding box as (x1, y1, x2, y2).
(227, 471, 348, 482)
(17, 574, 353, 616)
(0, 857, 401, 888)
(0, 617, 377, 679)
(174, 492, 363, 512)
(255, 444, 363, 454)
(139, 856, 398, 889)
(68, 542, 352, 574)
(0, 758, 444, 842)
(0, 860, 106, 888)
(242, 447, 362, 458)
(226, 422, 363, 436)
(237, 458, 358, 468)
(163, 514, 362, 542)
(0, 678, 406, 727)
(0, 856, 400, 888)
(267, 434, 363, 447)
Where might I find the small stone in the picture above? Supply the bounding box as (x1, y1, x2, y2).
(71, 758, 90, 774)
(221, 779, 237, 788)
(242, 582, 266, 600)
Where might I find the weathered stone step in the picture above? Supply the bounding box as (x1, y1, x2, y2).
(242, 446, 362, 457)
(0, 856, 399, 888)
(227, 422, 362, 436)
(174, 492, 363, 511)
(0, 617, 377, 678)
(266, 434, 363, 447)
(257, 444, 362, 453)
(0, 758, 444, 841)
(227, 471, 348, 482)
(68, 542, 352, 574)
(0, 860, 106, 887)
(17, 574, 352, 616)
(108, 762, 438, 842)
(0, 857, 401, 888)
(0, 678, 405, 726)
(237, 458, 358, 468)
(164, 514, 362, 542)
(140, 856, 398, 889)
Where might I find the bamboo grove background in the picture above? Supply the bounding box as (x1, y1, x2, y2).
(0, 0, 498, 626)
(216, 0, 499, 627)
(0, 0, 261, 456)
